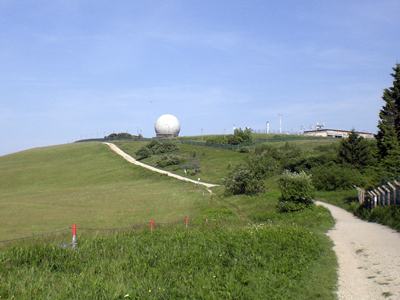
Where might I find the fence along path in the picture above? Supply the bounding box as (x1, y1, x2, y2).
(356, 180, 400, 208)
(103, 142, 219, 192)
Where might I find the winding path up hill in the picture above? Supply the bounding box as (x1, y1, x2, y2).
(104, 142, 219, 191)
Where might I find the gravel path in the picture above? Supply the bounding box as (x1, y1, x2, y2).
(317, 201, 400, 300)
(104, 142, 219, 192)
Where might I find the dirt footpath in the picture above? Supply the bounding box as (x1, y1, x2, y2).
(104, 142, 219, 192)
(317, 201, 400, 300)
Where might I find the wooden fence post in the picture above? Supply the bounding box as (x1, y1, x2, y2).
(388, 182, 397, 206)
(371, 190, 379, 208)
(383, 185, 391, 206)
(356, 187, 366, 204)
(394, 181, 400, 206)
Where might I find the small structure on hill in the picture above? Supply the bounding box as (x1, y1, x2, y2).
(303, 128, 374, 139)
(155, 114, 181, 138)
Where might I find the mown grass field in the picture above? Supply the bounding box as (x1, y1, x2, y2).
(0, 143, 209, 240)
(0, 138, 339, 299)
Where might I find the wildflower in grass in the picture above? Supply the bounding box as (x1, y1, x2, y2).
(124, 294, 130, 298)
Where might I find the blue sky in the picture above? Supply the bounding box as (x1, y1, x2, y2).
(1, 0, 399, 155)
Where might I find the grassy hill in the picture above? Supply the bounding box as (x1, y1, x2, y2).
(115, 141, 246, 184)
(114, 136, 340, 183)
(0, 143, 209, 240)
(0, 138, 339, 299)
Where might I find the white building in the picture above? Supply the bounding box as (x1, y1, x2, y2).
(303, 129, 374, 139)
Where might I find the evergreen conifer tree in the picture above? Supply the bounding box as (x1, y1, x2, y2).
(338, 130, 373, 168)
(376, 64, 400, 158)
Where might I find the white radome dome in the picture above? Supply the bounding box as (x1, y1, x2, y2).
(155, 114, 181, 137)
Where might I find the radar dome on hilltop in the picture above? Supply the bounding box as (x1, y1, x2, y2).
(155, 114, 181, 138)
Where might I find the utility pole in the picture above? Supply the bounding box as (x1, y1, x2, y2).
(279, 114, 282, 134)
(266, 121, 270, 134)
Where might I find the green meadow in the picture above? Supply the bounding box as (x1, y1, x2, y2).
(0, 143, 209, 240)
(0, 138, 339, 299)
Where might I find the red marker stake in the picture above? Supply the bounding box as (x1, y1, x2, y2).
(149, 219, 155, 233)
(184, 216, 189, 229)
(72, 224, 77, 249)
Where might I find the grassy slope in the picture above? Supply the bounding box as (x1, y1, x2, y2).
(0, 139, 338, 299)
(0, 143, 209, 240)
(115, 141, 246, 184)
(114, 137, 339, 184)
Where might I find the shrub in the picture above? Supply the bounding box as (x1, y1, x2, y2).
(155, 155, 182, 168)
(135, 141, 179, 160)
(285, 154, 336, 173)
(254, 144, 280, 158)
(147, 140, 179, 154)
(105, 132, 140, 140)
(224, 165, 265, 195)
(135, 147, 152, 160)
(311, 163, 365, 191)
(205, 128, 253, 146)
(237, 146, 250, 153)
(277, 201, 310, 212)
(181, 159, 201, 175)
(278, 171, 315, 212)
(279, 171, 315, 204)
(246, 153, 280, 180)
(254, 143, 303, 170)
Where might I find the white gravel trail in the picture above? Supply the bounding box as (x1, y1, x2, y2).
(317, 201, 400, 300)
(104, 142, 219, 191)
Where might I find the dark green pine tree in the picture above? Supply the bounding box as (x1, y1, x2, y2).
(338, 130, 373, 169)
(376, 64, 400, 158)
(393, 64, 400, 138)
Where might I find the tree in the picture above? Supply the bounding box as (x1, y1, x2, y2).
(376, 64, 400, 158)
(338, 130, 374, 169)
(228, 127, 253, 145)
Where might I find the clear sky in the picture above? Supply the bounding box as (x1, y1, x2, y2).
(1, 0, 399, 155)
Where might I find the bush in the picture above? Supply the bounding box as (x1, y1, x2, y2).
(237, 146, 250, 153)
(181, 160, 201, 175)
(224, 165, 265, 195)
(279, 171, 315, 204)
(155, 155, 182, 168)
(278, 171, 315, 212)
(135, 141, 179, 160)
(105, 132, 141, 140)
(254, 144, 280, 157)
(135, 147, 152, 160)
(205, 128, 253, 146)
(277, 201, 310, 212)
(246, 153, 280, 180)
(254, 143, 303, 170)
(311, 163, 365, 191)
(147, 140, 179, 154)
(285, 153, 336, 173)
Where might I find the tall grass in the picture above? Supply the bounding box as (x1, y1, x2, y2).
(0, 225, 334, 300)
